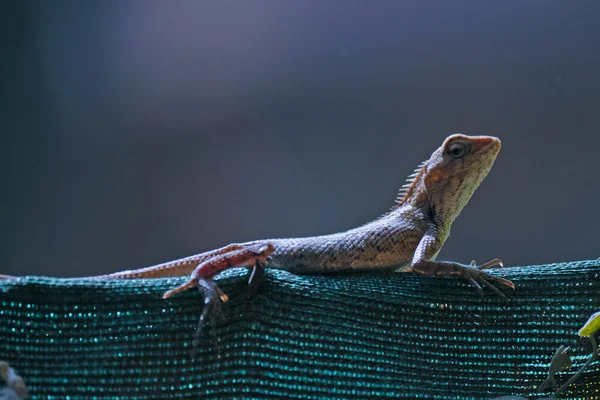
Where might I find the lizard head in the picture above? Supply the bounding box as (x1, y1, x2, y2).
(421, 133, 501, 220)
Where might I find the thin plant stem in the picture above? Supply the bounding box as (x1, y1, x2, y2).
(555, 336, 598, 397)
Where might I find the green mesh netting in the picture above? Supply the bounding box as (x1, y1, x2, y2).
(1, 261, 599, 399)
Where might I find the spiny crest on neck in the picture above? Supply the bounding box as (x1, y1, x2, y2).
(389, 159, 428, 212)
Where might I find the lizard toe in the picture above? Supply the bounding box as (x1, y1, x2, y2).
(467, 276, 484, 298)
(458, 263, 513, 301)
(473, 273, 510, 302)
(477, 258, 504, 271)
(483, 272, 515, 290)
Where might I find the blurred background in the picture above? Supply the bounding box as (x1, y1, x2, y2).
(4, 0, 600, 277)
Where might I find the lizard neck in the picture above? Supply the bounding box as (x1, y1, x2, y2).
(408, 171, 471, 226)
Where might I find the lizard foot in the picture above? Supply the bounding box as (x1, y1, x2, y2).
(463, 259, 514, 302)
(191, 278, 226, 354)
(413, 259, 515, 302)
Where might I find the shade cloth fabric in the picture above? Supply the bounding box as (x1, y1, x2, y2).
(1, 261, 599, 399)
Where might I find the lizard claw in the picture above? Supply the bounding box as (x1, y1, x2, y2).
(467, 276, 484, 298)
(472, 274, 510, 302)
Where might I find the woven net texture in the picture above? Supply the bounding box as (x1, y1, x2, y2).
(1, 261, 599, 399)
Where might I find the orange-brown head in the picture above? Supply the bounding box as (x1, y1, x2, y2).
(398, 134, 501, 225)
(425, 134, 501, 186)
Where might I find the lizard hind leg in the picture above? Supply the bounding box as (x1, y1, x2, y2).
(160, 242, 276, 349)
(162, 242, 275, 300)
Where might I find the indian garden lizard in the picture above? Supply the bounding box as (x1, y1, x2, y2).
(1, 133, 514, 343)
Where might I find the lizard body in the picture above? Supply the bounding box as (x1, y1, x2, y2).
(2, 134, 514, 340)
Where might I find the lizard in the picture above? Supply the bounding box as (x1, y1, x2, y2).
(1, 133, 514, 345)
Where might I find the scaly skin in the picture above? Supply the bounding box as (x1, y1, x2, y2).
(2, 134, 515, 342)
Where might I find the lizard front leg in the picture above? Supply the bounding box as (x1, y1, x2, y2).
(410, 229, 515, 301)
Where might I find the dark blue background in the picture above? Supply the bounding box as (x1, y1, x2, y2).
(4, 1, 600, 277)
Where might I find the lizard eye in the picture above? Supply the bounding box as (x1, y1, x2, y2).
(447, 142, 470, 159)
